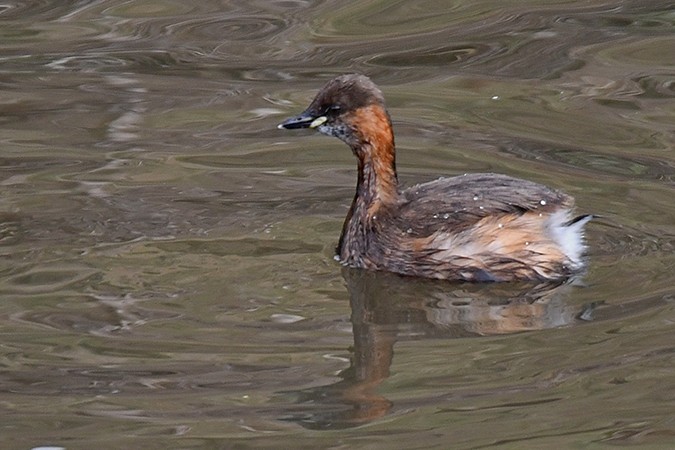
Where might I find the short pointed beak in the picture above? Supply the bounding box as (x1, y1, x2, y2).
(277, 111, 327, 130)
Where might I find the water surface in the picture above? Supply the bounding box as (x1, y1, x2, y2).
(1, 1, 674, 448)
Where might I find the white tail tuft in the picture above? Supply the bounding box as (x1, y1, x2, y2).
(547, 211, 592, 268)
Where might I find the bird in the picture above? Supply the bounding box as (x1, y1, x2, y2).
(278, 74, 591, 281)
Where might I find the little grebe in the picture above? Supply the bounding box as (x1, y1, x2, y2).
(278, 74, 591, 281)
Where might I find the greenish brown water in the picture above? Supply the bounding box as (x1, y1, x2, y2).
(1, 1, 674, 449)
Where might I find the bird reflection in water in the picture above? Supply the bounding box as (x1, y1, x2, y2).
(279, 268, 590, 429)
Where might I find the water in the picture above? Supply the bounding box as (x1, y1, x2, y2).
(1, 1, 674, 448)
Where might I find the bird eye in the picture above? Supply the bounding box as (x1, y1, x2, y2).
(324, 104, 341, 115)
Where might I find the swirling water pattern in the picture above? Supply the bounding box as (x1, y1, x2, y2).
(0, 0, 674, 448)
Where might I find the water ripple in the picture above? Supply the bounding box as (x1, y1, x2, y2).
(369, 43, 498, 68)
(165, 16, 288, 42)
(634, 74, 675, 98)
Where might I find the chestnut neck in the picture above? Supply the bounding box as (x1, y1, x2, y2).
(354, 147, 398, 209)
(351, 104, 399, 207)
(338, 104, 399, 257)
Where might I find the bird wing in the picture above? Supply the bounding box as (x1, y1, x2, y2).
(394, 173, 574, 236)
